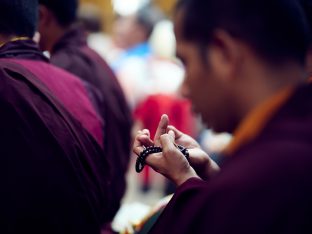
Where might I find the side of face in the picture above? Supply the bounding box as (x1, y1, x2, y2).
(37, 5, 58, 51)
(176, 40, 232, 132)
(175, 10, 240, 133)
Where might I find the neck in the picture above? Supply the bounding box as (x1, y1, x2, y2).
(233, 60, 305, 129)
(45, 25, 69, 52)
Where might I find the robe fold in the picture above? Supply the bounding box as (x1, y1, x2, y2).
(51, 25, 132, 220)
(150, 84, 312, 234)
(1, 40, 110, 234)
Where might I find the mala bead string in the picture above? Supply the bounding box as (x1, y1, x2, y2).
(135, 145, 190, 173)
(135, 146, 162, 173)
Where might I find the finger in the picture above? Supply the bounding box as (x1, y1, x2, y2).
(168, 125, 200, 148)
(136, 129, 149, 138)
(160, 131, 178, 155)
(133, 142, 145, 156)
(154, 114, 169, 146)
(167, 125, 183, 140)
(168, 129, 175, 140)
(138, 135, 154, 147)
(142, 129, 151, 138)
(133, 132, 151, 156)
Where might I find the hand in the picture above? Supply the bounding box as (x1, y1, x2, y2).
(167, 125, 220, 180)
(153, 114, 169, 146)
(133, 128, 154, 154)
(133, 114, 219, 183)
(132, 114, 168, 151)
(133, 128, 199, 186)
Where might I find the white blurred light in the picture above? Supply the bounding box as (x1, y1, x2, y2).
(113, 0, 149, 16)
(149, 20, 176, 59)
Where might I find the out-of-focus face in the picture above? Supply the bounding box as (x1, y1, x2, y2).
(112, 15, 147, 50)
(37, 20, 49, 51)
(112, 16, 133, 49)
(174, 10, 234, 133)
(37, 5, 60, 52)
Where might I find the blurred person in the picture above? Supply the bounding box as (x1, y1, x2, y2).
(110, 5, 165, 108)
(112, 5, 163, 58)
(133, 0, 312, 233)
(78, 3, 113, 62)
(38, 0, 133, 229)
(112, 6, 198, 194)
(1, 0, 111, 233)
(149, 20, 177, 60)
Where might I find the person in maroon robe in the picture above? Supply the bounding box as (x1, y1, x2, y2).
(133, 0, 312, 233)
(37, 0, 133, 225)
(1, 1, 111, 233)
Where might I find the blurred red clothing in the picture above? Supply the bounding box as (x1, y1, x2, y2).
(134, 94, 196, 138)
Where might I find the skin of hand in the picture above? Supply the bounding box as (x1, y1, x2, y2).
(132, 114, 171, 149)
(167, 125, 220, 180)
(133, 114, 219, 184)
(133, 126, 199, 186)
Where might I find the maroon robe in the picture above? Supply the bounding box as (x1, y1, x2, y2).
(50, 25, 133, 220)
(1, 40, 110, 234)
(150, 84, 312, 234)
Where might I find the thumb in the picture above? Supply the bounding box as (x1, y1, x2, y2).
(167, 125, 183, 139)
(160, 130, 176, 153)
(168, 129, 175, 140)
(154, 114, 169, 146)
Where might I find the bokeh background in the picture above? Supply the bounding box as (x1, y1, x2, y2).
(76, 1, 231, 232)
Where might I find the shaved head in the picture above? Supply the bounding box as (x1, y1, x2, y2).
(0, 0, 38, 37)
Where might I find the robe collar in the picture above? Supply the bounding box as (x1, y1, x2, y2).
(0, 38, 49, 62)
(223, 86, 294, 156)
(51, 24, 87, 54)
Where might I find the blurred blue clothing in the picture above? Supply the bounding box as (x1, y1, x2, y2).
(112, 42, 152, 71)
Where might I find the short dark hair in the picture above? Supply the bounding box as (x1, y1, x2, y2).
(78, 4, 103, 33)
(39, 0, 78, 27)
(177, 0, 310, 65)
(0, 0, 38, 37)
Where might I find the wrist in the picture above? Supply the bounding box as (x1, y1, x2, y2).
(203, 158, 220, 180)
(174, 167, 200, 186)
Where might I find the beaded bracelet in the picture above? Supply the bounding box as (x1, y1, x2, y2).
(135, 145, 190, 173)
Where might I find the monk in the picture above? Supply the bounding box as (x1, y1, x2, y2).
(37, 0, 133, 225)
(1, 1, 110, 233)
(133, 0, 312, 233)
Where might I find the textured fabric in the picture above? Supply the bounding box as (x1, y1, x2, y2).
(150, 84, 312, 234)
(0, 41, 111, 233)
(0, 39, 103, 145)
(51, 25, 133, 221)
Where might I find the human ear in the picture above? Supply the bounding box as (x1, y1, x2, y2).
(38, 5, 54, 29)
(38, 6, 47, 28)
(207, 29, 244, 82)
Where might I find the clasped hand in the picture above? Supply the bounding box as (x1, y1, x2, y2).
(133, 114, 220, 186)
